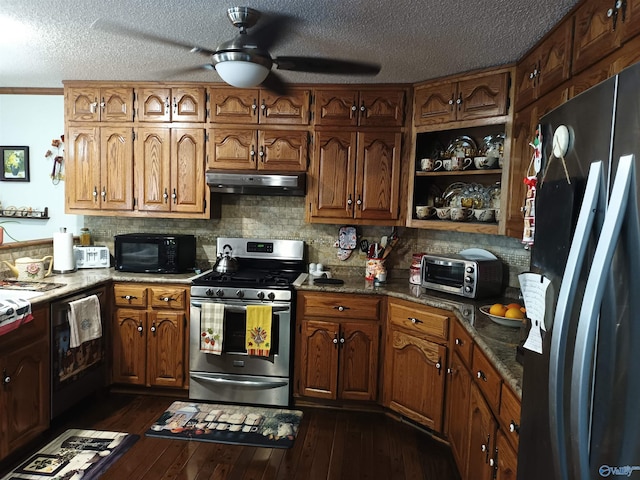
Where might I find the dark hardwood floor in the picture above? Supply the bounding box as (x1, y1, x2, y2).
(1, 393, 460, 480)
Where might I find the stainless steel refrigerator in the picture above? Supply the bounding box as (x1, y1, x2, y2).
(517, 60, 640, 480)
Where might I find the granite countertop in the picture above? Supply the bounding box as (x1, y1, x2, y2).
(2, 268, 524, 399)
(299, 275, 525, 399)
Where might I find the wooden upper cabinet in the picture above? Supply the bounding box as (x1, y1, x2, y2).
(515, 20, 573, 111)
(101, 126, 135, 211)
(67, 87, 134, 122)
(572, 0, 640, 75)
(208, 128, 257, 169)
(136, 127, 172, 212)
(209, 87, 310, 125)
(414, 71, 509, 127)
(313, 88, 405, 127)
(259, 130, 308, 171)
(170, 128, 205, 213)
(138, 87, 206, 122)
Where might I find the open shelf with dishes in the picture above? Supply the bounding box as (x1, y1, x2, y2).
(408, 125, 507, 233)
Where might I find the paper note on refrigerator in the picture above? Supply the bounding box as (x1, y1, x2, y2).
(519, 273, 552, 354)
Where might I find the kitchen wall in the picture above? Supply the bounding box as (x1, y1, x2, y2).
(0, 94, 83, 243)
(84, 195, 531, 288)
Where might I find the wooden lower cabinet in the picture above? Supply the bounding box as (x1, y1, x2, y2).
(0, 304, 50, 461)
(494, 429, 518, 480)
(295, 292, 381, 402)
(446, 351, 473, 478)
(112, 283, 188, 388)
(467, 382, 498, 480)
(383, 299, 450, 432)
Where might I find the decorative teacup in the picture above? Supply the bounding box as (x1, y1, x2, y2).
(415, 205, 436, 219)
(434, 159, 452, 171)
(435, 207, 451, 220)
(473, 208, 496, 222)
(450, 156, 473, 171)
(420, 158, 435, 171)
(474, 156, 499, 169)
(450, 207, 473, 222)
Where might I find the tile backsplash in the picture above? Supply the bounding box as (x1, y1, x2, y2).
(84, 195, 530, 288)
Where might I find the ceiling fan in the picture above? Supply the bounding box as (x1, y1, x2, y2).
(92, 6, 381, 95)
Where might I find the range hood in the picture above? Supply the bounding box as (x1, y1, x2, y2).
(206, 171, 306, 196)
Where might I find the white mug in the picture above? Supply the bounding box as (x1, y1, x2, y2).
(420, 158, 435, 171)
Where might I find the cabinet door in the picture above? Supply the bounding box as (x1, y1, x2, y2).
(171, 128, 205, 213)
(100, 87, 134, 122)
(147, 311, 185, 387)
(207, 128, 257, 170)
(385, 329, 446, 432)
(359, 89, 405, 127)
(209, 87, 260, 124)
(66, 126, 101, 210)
(299, 320, 339, 400)
(535, 20, 574, 99)
(620, 0, 640, 42)
(313, 89, 359, 126)
(258, 130, 308, 171)
(494, 429, 518, 480)
(112, 308, 147, 385)
(339, 321, 379, 401)
(259, 89, 310, 125)
(1, 338, 49, 457)
(138, 87, 171, 122)
(136, 127, 172, 212)
(310, 130, 357, 219)
(355, 131, 401, 221)
(467, 383, 498, 480)
(446, 352, 472, 479)
(67, 87, 100, 121)
(456, 72, 509, 121)
(172, 87, 206, 122)
(514, 54, 539, 112)
(413, 83, 457, 126)
(572, 0, 622, 74)
(100, 126, 134, 211)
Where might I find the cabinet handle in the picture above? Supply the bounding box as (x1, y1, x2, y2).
(173, 97, 178, 115)
(435, 358, 442, 371)
(456, 93, 462, 110)
(333, 333, 339, 346)
(455, 338, 463, 345)
(333, 305, 349, 312)
(250, 145, 256, 160)
(122, 295, 138, 300)
(347, 194, 353, 207)
(477, 370, 487, 382)
(510, 420, 520, 433)
(163, 188, 169, 203)
(172, 188, 177, 204)
(93, 187, 98, 201)
(356, 196, 362, 207)
(351, 103, 358, 112)
(360, 102, 366, 113)
(259, 146, 265, 162)
(619, 0, 627, 21)
(339, 336, 345, 347)
(408, 317, 423, 324)
(90, 99, 98, 114)
(100, 97, 106, 110)
(2, 369, 9, 385)
(165, 97, 170, 115)
(261, 100, 266, 112)
(448, 95, 454, 108)
(447, 367, 455, 375)
(161, 296, 171, 302)
(252, 99, 258, 114)
(137, 323, 144, 335)
(101, 187, 106, 200)
(150, 322, 157, 334)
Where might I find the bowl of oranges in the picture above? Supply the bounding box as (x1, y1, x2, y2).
(480, 302, 527, 327)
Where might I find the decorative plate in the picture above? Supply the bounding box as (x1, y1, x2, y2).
(445, 136, 478, 158)
(480, 306, 525, 328)
(480, 134, 505, 160)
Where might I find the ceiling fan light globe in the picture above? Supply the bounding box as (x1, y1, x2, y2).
(215, 60, 270, 87)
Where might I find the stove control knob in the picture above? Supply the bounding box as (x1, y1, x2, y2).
(236, 290, 244, 298)
(268, 292, 276, 301)
(257, 291, 265, 300)
(215, 289, 224, 297)
(205, 288, 214, 297)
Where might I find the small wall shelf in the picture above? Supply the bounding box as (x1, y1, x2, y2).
(0, 207, 49, 219)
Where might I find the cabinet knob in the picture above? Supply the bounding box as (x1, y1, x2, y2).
(333, 305, 349, 312)
(409, 317, 423, 324)
(435, 361, 441, 370)
(360, 102, 366, 113)
(162, 296, 171, 302)
(163, 188, 169, 202)
(448, 95, 454, 106)
(150, 323, 157, 334)
(101, 187, 106, 200)
(259, 146, 265, 161)
(137, 323, 144, 334)
(455, 338, 463, 345)
(447, 367, 454, 375)
(351, 104, 358, 112)
(93, 187, 98, 200)
(165, 97, 170, 115)
(172, 188, 177, 203)
(356, 196, 362, 207)
(481, 443, 487, 452)
(2, 369, 10, 385)
(489, 458, 496, 467)
(123, 295, 137, 301)
(510, 421, 520, 433)
(477, 370, 487, 381)
(333, 333, 339, 346)
(250, 146, 256, 159)
(339, 337, 345, 345)
(347, 194, 353, 207)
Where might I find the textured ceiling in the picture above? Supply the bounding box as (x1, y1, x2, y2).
(0, 0, 580, 89)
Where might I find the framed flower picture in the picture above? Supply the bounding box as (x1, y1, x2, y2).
(1, 146, 30, 182)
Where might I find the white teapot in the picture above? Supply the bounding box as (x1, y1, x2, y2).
(2, 256, 53, 281)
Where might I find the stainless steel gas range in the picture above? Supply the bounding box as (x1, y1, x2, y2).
(189, 237, 305, 407)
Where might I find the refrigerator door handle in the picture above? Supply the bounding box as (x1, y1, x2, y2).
(570, 154, 635, 479)
(549, 161, 606, 480)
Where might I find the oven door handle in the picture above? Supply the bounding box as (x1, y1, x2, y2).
(190, 303, 289, 313)
(190, 373, 288, 389)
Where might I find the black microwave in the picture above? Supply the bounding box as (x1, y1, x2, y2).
(114, 233, 196, 273)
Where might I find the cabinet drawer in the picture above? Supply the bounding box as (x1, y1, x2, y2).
(149, 286, 187, 310)
(499, 383, 521, 450)
(451, 320, 473, 368)
(388, 299, 449, 341)
(113, 285, 147, 307)
(301, 293, 380, 320)
(0, 304, 48, 350)
(472, 347, 502, 413)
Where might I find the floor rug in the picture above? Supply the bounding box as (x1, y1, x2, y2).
(1, 429, 138, 480)
(145, 401, 303, 449)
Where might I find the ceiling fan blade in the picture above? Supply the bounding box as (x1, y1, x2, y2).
(247, 13, 296, 52)
(260, 71, 289, 96)
(91, 18, 217, 56)
(156, 64, 215, 80)
(274, 56, 381, 75)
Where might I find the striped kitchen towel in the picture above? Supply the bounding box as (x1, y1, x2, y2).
(0, 298, 34, 337)
(201, 303, 224, 355)
(246, 305, 272, 357)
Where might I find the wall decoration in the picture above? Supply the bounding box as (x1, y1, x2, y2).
(1, 146, 30, 182)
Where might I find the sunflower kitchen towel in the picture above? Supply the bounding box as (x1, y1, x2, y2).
(246, 305, 272, 357)
(201, 303, 224, 355)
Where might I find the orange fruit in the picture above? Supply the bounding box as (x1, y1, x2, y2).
(505, 307, 525, 320)
(489, 303, 507, 317)
(505, 302, 522, 310)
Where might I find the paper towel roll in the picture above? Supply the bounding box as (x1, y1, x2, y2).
(53, 229, 76, 273)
